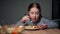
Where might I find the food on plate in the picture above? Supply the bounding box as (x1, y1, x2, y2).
(25, 26, 40, 29)
(34, 26, 39, 28)
(25, 26, 33, 29)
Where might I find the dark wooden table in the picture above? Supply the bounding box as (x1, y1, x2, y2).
(23, 28, 60, 34)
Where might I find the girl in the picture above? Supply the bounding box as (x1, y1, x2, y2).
(16, 2, 58, 29)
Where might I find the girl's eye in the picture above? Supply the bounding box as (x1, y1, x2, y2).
(35, 12, 39, 15)
(29, 11, 39, 15)
(30, 12, 34, 14)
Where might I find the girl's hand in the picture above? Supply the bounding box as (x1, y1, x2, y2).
(40, 23, 47, 30)
(21, 15, 30, 23)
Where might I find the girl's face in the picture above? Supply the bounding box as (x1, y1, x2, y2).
(28, 7, 40, 22)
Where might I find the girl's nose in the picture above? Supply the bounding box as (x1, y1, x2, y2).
(33, 14, 35, 16)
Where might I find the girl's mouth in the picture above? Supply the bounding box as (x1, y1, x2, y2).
(32, 18, 36, 21)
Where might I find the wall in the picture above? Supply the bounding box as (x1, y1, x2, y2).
(0, 0, 52, 25)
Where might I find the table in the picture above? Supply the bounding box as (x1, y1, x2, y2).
(23, 28, 60, 34)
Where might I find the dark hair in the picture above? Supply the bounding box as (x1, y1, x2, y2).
(28, 2, 41, 12)
(28, 2, 42, 22)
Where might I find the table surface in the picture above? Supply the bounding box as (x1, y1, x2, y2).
(23, 28, 60, 34)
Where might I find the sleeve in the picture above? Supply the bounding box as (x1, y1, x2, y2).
(46, 21, 58, 28)
(16, 20, 32, 26)
(44, 18, 59, 28)
(16, 20, 24, 26)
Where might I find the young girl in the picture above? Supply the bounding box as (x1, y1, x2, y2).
(16, 2, 58, 29)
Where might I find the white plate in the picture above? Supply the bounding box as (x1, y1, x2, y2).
(24, 26, 40, 30)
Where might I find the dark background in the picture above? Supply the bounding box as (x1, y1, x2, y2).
(52, 0, 60, 19)
(52, 0, 60, 28)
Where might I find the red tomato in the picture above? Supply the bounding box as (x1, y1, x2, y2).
(11, 29, 18, 34)
(14, 26, 19, 30)
(34, 26, 39, 28)
(11, 31, 18, 34)
(11, 26, 19, 34)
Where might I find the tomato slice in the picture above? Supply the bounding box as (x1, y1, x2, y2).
(34, 26, 39, 28)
